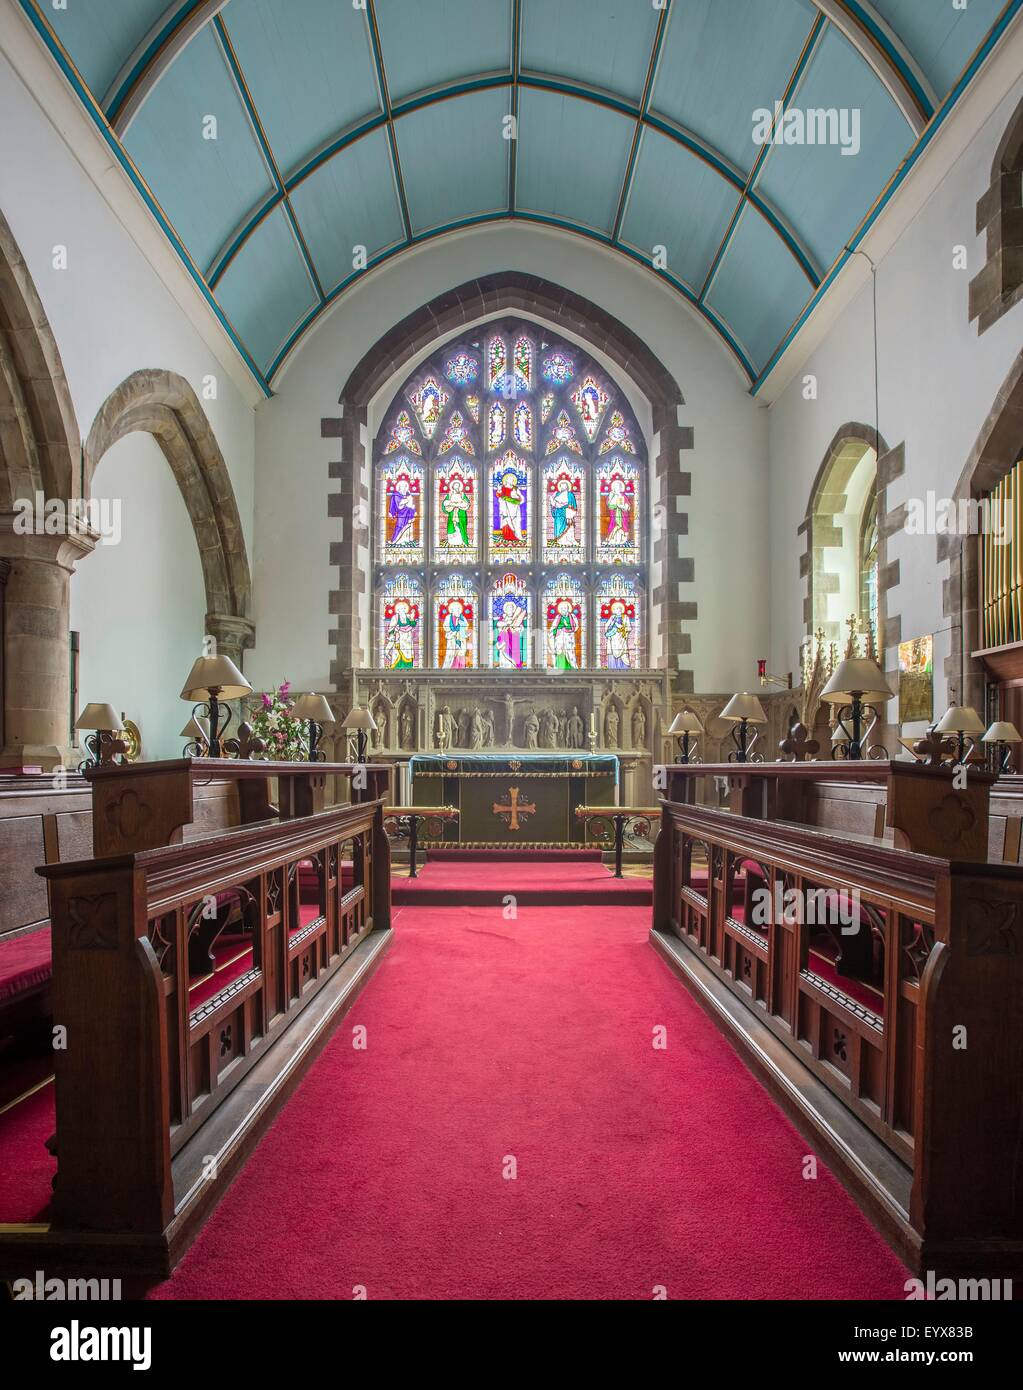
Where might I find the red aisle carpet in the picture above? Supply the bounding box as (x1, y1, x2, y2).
(393, 856, 652, 906)
(152, 901, 908, 1301)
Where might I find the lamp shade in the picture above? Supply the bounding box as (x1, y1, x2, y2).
(180, 654, 251, 701)
(934, 704, 986, 735)
(74, 703, 123, 732)
(982, 720, 1023, 744)
(820, 658, 894, 704)
(668, 709, 704, 735)
(340, 705, 377, 732)
(180, 716, 210, 740)
(292, 693, 335, 724)
(720, 693, 767, 724)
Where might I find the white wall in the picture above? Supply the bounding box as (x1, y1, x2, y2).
(251, 222, 769, 694)
(768, 76, 1023, 716)
(0, 46, 257, 752)
(70, 433, 206, 761)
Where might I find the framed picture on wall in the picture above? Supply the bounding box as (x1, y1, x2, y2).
(898, 635, 934, 723)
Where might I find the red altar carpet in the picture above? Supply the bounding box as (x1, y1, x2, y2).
(393, 855, 652, 905)
(152, 899, 909, 1301)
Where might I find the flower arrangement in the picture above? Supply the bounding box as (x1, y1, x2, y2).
(248, 681, 308, 761)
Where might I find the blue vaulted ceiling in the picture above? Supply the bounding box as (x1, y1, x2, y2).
(19, 0, 1021, 394)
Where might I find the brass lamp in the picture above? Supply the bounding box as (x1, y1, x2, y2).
(292, 693, 335, 762)
(934, 704, 986, 764)
(720, 692, 767, 763)
(340, 705, 376, 762)
(982, 719, 1022, 774)
(820, 657, 893, 761)
(180, 653, 251, 758)
(75, 703, 125, 770)
(180, 716, 210, 757)
(667, 708, 703, 764)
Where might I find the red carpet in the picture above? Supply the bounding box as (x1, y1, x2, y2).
(394, 857, 652, 905)
(151, 903, 909, 1300)
(0, 1072, 55, 1222)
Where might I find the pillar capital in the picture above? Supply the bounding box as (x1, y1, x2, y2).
(204, 612, 256, 672)
(0, 511, 97, 570)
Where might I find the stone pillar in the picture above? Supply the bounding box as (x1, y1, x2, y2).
(0, 516, 95, 769)
(204, 612, 256, 674)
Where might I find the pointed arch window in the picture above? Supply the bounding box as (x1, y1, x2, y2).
(371, 320, 649, 669)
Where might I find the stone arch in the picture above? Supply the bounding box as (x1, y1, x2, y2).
(969, 95, 1023, 335)
(0, 208, 79, 509)
(943, 348, 1023, 711)
(0, 208, 85, 766)
(323, 272, 694, 691)
(85, 369, 254, 667)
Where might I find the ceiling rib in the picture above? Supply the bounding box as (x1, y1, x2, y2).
(508, 0, 522, 215)
(610, 2, 670, 244)
(205, 72, 821, 294)
(107, 0, 229, 135)
(366, 0, 413, 245)
(812, 0, 935, 132)
(213, 15, 325, 303)
(699, 12, 826, 305)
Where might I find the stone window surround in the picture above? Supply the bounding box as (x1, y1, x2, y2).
(969, 94, 1023, 336)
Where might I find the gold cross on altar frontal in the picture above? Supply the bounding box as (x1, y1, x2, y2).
(492, 786, 536, 832)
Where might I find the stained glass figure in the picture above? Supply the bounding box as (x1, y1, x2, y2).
(434, 458, 477, 562)
(435, 574, 476, 669)
(514, 336, 532, 390)
(544, 575, 584, 670)
(596, 574, 639, 670)
(438, 410, 474, 455)
(572, 376, 609, 441)
(444, 352, 479, 387)
(488, 337, 506, 388)
(384, 409, 422, 456)
(489, 454, 530, 564)
(595, 457, 640, 565)
(489, 572, 531, 669)
(598, 409, 635, 454)
(545, 410, 583, 456)
(379, 574, 422, 669)
(488, 401, 506, 450)
(542, 352, 574, 386)
(543, 461, 586, 565)
(514, 400, 532, 450)
(541, 392, 554, 424)
(379, 458, 424, 563)
(465, 394, 481, 423)
(408, 377, 448, 439)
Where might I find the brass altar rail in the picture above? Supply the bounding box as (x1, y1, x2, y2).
(34, 798, 391, 1261)
(652, 798, 1023, 1273)
(576, 805, 660, 875)
(383, 805, 458, 877)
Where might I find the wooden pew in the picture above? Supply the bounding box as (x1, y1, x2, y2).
(0, 795, 392, 1281)
(651, 796, 1023, 1277)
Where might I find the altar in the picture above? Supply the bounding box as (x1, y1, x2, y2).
(409, 753, 618, 847)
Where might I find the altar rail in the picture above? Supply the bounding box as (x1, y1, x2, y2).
(22, 797, 391, 1274)
(652, 798, 1023, 1274)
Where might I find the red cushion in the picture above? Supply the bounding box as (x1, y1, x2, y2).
(0, 927, 52, 1004)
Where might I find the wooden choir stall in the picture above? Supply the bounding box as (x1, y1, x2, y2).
(651, 759, 1023, 1277)
(0, 757, 393, 1280)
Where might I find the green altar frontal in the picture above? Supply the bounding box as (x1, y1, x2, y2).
(409, 753, 619, 848)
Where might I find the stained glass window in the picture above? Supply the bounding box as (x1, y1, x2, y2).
(595, 456, 641, 565)
(408, 377, 448, 439)
(379, 574, 423, 670)
(488, 453, 531, 565)
(572, 376, 609, 441)
(373, 321, 648, 669)
(514, 401, 532, 450)
(542, 459, 586, 566)
(488, 401, 506, 451)
(435, 574, 477, 669)
(544, 574, 585, 670)
(378, 457, 425, 564)
(595, 573, 641, 671)
(489, 572, 531, 670)
(433, 457, 477, 564)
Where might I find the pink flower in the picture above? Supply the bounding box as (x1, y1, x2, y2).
(262, 693, 272, 708)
